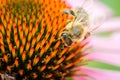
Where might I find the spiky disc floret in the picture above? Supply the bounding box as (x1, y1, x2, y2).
(0, 0, 88, 80)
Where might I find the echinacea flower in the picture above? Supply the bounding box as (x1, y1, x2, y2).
(0, 0, 120, 80)
(0, 0, 91, 80)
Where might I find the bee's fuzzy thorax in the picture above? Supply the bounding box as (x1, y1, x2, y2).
(0, 0, 89, 79)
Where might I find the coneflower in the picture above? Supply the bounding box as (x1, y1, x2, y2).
(0, 0, 89, 80)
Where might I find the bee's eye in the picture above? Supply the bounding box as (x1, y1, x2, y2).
(61, 33, 72, 46)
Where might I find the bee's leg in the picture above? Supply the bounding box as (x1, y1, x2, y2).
(53, 38, 65, 50)
(54, 37, 61, 42)
(59, 43, 65, 50)
(84, 32, 91, 40)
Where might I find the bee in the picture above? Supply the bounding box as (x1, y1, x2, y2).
(59, 0, 104, 47)
(60, 7, 89, 46)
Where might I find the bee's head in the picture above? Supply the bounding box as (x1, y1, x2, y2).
(61, 33, 73, 46)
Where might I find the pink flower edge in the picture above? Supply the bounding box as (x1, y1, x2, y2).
(73, 67, 120, 80)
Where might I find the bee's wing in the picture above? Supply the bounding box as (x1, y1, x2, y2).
(81, 0, 93, 10)
(72, 10, 89, 27)
(88, 12, 105, 33)
(72, 0, 105, 33)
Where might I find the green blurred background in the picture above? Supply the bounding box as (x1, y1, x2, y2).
(101, 0, 120, 16)
(87, 0, 120, 71)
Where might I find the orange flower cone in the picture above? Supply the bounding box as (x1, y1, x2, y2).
(0, 0, 89, 79)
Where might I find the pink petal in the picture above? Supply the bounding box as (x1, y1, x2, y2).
(73, 67, 120, 80)
(86, 36, 120, 66)
(74, 76, 87, 80)
(89, 0, 113, 27)
(112, 32, 120, 41)
(86, 51, 120, 66)
(95, 18, 120, 33)
(91, 36, 120, 52)
(65, 0, 92, 8)
(90, 0, 113, 19)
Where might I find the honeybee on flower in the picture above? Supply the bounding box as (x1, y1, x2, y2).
(60, 0, 104, 46)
